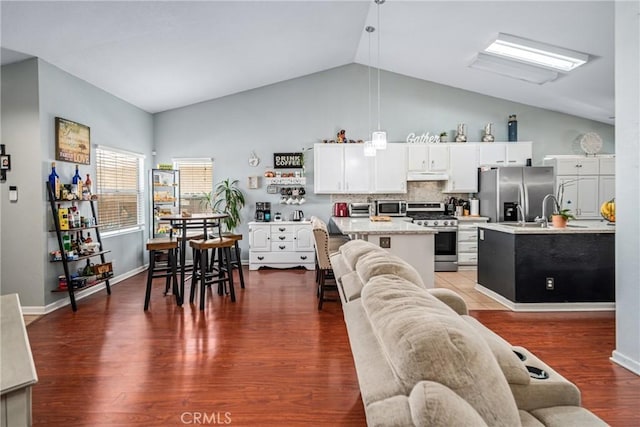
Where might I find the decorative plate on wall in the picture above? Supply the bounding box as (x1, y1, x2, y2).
(580, 132, 603, 155)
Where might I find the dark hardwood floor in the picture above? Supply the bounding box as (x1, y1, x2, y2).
(26, 268, 639, 426)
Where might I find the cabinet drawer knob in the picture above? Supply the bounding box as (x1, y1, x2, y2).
(300, 255, 307, 260)
(258, 256, 264, 260)
(279, 245, 286, 250)
(279, 227, 286, 232)
(279, 236, 286, 240)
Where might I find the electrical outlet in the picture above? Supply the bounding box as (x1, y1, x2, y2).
(546, 277, 554, 290)
(379, 237, 391, 249)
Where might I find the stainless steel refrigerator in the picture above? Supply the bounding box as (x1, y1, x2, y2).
(478, 166, 555, 222)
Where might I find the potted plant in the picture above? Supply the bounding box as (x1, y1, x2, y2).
(213, 178, 246, 233)
(551, 208, 575, 228)
(439, 132, 448, 143)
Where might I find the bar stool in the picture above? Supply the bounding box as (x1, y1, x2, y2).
(144, 238, 179, 310)
(223, 233, 245, 289)
(189, 237, 236, 310)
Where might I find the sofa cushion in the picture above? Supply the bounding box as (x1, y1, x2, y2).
(364, 396, 413, 427)
(356, 250, 425, 288)
(462, 315, 530, 385)
(339, 239, 386, 271)
(361, 276, 521, 427)
(408, 381, 489, 427)
(530, 406, 607, 427)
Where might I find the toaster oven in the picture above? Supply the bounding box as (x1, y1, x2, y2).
(348, 203, 372, 217)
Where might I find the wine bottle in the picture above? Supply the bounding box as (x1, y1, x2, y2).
(72, 165, 83, 199)
(49, 162, 60, 199)
(84, 174, 92, 195)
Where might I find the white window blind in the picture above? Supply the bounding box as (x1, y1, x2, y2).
(96, 147, 144, 233)
(174, 158, 213, 214)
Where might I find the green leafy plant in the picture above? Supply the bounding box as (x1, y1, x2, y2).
(553, 208, 575, 221)
(212, 178, 246, 232)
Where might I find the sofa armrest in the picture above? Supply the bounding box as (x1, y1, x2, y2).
(427, 288, 469, 315)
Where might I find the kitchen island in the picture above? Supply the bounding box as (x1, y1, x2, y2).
(331, 217, 437, 287)
(476, 221, 615, 311)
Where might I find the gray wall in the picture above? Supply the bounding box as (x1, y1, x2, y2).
(0, 58, 154, 309)
(1, 59, 44, 306)
(154, 63, 615, 255)
(613, 0, 640, 375)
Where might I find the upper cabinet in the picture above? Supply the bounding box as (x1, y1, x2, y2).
(446, 144, 479, 193)
(407, 144, 449, 172)
(546, 156, 599, 175)
(314, 143, 407, 194)
(314, 143, 369, 193)
(374, 143, 407, 193)
(478, 142, 532, 166)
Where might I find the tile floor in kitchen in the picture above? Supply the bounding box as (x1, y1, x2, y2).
(435, 268, 508, 310)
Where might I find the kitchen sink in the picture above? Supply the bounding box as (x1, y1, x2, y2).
(501, 222, 544, 228)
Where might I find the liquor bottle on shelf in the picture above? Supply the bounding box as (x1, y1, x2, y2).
(49, 162, 60, 200)
(72, 165, 83, 199)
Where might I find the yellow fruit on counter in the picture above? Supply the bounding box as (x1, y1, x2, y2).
(600, 198, 615, 222)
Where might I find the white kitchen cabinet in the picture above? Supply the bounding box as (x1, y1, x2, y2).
(407, 144, 448, 172)
(249, 221, 315, 270)
(598, 175, 615, 207)
(446, 144, 478, 193)
(314, 144, 371, 194)
(428, 145, 449, 172)
(457, 217, 488, 267)
(557, 175, 599, 218)
(478, 142, 532, 166)
(544, 155, 615, 219)
(545, 156, 599, 175)
(374, 143, 407, 193)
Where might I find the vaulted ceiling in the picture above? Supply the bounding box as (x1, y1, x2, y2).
(1, 1, 614, 124)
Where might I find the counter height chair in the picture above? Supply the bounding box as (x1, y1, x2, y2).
(144, 238, 179, 310)
(311, 217, 347, 310)
(189, 237, 236, 311)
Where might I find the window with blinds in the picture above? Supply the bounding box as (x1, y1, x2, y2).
(173, 159, 213, 214)
(96, 147, 144, 234)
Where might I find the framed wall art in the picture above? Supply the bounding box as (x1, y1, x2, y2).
(55, 117, 90, 165)
(273, 152, 303, 169)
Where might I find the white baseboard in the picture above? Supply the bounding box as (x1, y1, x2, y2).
(610, 350, 640, 376)
(21, 265, 147, 315)
(474, 284, 616, 312)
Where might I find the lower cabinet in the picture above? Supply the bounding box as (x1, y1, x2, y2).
(457, 217, 489, 267)
(248, 221, 315, 270)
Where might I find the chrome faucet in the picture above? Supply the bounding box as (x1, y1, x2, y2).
(535, 194, 560, 228)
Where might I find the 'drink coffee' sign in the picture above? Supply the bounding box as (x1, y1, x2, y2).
(274, 152, 303, 169)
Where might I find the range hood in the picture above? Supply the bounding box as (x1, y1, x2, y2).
(407, 171, 449, 181)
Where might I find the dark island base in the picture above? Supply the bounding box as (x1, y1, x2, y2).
(478, 229, 615, 303)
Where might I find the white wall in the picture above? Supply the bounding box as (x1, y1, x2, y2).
(612, 0, 640, 375)
(154, 63, 615, 254)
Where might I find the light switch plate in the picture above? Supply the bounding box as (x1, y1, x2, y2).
(379, 237, 391, 248)
(9, 186, 17, 202)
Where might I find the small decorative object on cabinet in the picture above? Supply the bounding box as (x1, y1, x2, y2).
(150, 168, 180, 237)
(455, 123, 467, 143)
(47, 181, 111, 312)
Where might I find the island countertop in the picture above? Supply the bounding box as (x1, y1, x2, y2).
(478, 220, 615, 234)
(331, 217, 438, 235)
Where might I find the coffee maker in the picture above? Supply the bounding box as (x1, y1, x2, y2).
(255, 202, 271, 222)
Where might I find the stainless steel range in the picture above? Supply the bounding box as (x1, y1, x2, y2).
(407, 202, 458, 272)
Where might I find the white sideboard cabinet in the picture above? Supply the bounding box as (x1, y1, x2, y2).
(248, 221, 315, 270)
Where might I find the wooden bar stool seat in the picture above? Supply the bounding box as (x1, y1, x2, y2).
(144, 238, 179, 310)
(189, 237, 236, 310)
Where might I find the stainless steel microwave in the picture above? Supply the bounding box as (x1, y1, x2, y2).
(374, 200, 407, 217)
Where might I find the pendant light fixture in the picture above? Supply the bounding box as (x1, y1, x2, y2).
(364, 25, 377, 157)
(372, 0, 387, 150)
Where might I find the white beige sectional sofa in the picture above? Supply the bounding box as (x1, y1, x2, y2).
(330, 239, 607, 427)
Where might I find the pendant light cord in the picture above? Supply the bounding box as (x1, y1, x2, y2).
(376, 0, 382, 131)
